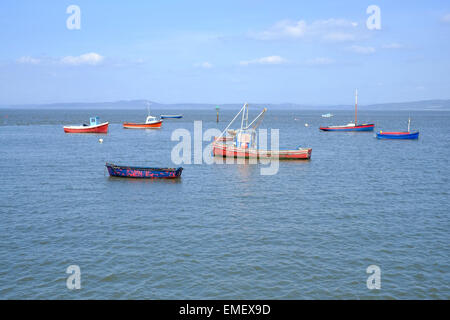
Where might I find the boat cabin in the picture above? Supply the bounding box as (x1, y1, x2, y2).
(146, 116, 157, 124)
(235, 129, 257, 149)
(90, 117, 100, 126)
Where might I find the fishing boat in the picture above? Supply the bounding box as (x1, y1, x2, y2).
(376, 118, 419, 139)
(212, 103, 312, 160)
(160, 114, 183, 119)
(320, 90, 374, 131)
(321, 113, 333, 118)
(64, 117, 109, 133)
(123, 115, 163, 129)
(105, 163, 183, 179)
(123, 102, 163, 129)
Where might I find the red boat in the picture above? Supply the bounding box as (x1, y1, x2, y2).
(64, 117, 109, 133)
(213, 103, 312, 160)
(123, 115, 163, 129)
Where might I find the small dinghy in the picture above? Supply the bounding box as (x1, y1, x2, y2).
(105, 163, 183, 179)
(64, 117, 109, 133)
(376, 118, 419, 139)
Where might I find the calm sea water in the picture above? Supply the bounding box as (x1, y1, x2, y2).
(0, 108, 449, 299)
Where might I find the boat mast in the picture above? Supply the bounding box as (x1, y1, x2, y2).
(355, 89, 358, 125)
(146, 101, 151, 116)
(240, 103, 249, 130)
(408, 117, 411, 132)
(216, 103, 247, 140)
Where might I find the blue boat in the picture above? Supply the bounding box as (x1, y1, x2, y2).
(160, 114, 183, 119)
(376, 118, 419, 139)
(106, 163, 183, 179)
(376, 131, 419, 139)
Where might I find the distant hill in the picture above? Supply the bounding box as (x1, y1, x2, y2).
(366, 99, 450, 111)
(1, 99, 450, 111)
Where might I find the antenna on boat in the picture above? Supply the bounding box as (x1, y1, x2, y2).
(355, 88, 358, 125)
(145, 101, 152, 116)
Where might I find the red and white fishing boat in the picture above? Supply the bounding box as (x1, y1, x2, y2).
(212, 103, 312, 160)
(64, 117, 109, 133)
(123, 115, 163, 129)
(123, 102, 163, 129)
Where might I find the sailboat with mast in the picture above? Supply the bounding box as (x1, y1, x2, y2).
(319, 89, 374, 131)
(212, 103, 312, 160)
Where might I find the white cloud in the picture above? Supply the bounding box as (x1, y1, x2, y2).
(442, 14, 450, 23)
(60, 52, 104, 65)
(382, 43, 403, 49)
(349, 45, 375, 54)
(17, 56, 41, 64)
(251, 18, 360, 42)
(240, 56, 287, 66)
(194, 61, 213, 68)
(305, 57, 335, 66)
(255, 20, 307, 40)
(323, 32, 356, 42)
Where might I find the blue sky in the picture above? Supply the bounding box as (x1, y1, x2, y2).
(1, 0, 449, 105)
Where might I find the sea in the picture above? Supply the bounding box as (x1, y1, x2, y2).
(0, 107, 448, 299)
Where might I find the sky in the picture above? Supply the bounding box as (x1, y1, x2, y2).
(0, 0, 450, 105)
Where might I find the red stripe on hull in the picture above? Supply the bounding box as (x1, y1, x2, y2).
(319, 124, 374, 130)
(378, 131, 410, 135)
(123, 121, 162, 129)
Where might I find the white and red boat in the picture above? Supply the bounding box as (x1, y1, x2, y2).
(123, 102, 163, 129)
(123, 115, 163, 129)
(212, 103, 312, 160)
(64, 117, 109, 133)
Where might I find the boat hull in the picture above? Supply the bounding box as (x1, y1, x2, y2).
(123, 121, 163, 129)
(213, 144, 312, 160)
(160, 115, 182, 119)
(320, 124, 374, 131)
(64, 122, 109, 133)
(376, 131, 419, 139)
(105, 163, 183, 178)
